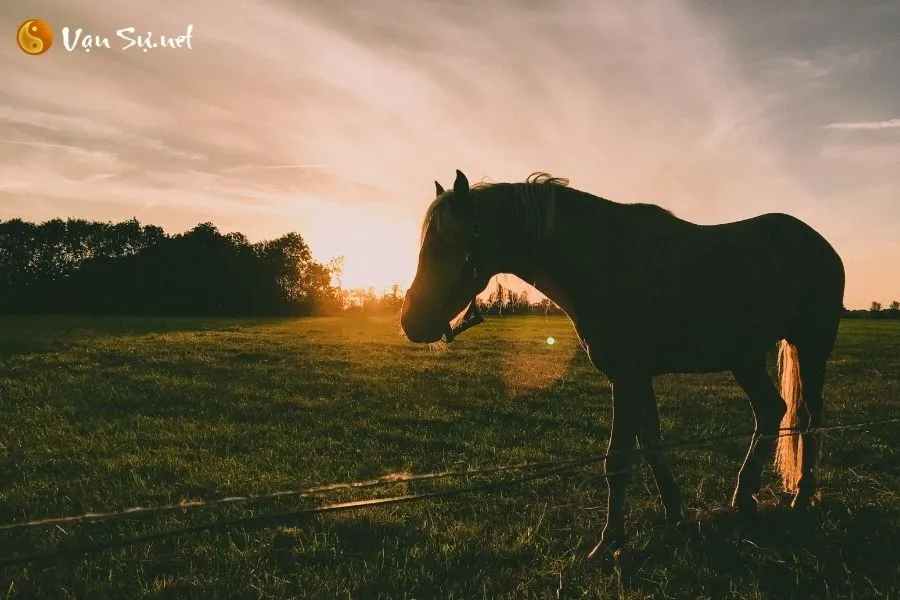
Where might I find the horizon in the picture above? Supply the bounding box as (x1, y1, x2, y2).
(2, 1, 899, 309)
(4, 213, 898, 311)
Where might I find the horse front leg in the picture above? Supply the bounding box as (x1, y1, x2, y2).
(590, 377, 645, 556)
(638, 387, 682, 523)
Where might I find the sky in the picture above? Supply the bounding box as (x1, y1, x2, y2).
(1, 0, 898, 308)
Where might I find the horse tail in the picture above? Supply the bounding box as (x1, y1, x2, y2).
(774, 339, 805, 492)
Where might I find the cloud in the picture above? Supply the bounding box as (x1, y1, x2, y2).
(0, 139, 90, 151)
(223, 164, 333, 173)
(823, 118, 900, 130)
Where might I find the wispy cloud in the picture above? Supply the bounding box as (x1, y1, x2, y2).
(823, 118, 900, 130)
(0, 139, 89, 151)
(223, 164, 333, 173)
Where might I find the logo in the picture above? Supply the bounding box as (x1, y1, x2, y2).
(16, 18, 53, 56)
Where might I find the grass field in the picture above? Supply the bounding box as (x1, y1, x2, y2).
(1, 315, 898, 599)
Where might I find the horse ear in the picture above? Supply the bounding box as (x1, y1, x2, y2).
(453, 169, 469, 197)
(434, 181, 445, 197)
(449, 170, 474, 221)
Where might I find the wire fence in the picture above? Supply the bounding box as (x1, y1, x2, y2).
(1, 416, 898, 569)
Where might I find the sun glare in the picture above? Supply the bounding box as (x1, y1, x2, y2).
(302, 206, 419, 291)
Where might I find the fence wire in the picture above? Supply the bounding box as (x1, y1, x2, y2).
(1, 416, 898, 568)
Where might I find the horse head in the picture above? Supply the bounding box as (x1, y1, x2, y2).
(401, 170, 489, 343)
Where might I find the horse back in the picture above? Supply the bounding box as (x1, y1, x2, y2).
(571, 208, 844, 376)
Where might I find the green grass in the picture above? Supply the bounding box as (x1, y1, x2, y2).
(0, 315, 898, 599)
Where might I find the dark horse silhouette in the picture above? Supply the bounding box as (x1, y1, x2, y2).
(400, 170, 845, 556)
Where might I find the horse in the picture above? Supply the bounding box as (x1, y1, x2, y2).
(400, 169, 845, 556)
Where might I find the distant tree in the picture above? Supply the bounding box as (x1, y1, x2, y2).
(326, 255, 345, 288)
(381, 283, 404, 313)
(253, 232, 335, 314)
(503, 289, 531, 314)
(0, 218, 339, 317)
(0, 219, 38, 312)
(890, 301, 900, 311)
(486, 279, 505, 314)
(340, 283, 405, 315)
(870, 301, 882, 312)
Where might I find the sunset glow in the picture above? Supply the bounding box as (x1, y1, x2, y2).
(2, 1, 899, 307)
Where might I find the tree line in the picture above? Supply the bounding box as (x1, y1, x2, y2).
(0, 218, 339, 316)
(844, 301, 900, 319)
(338, 280, 565, 317)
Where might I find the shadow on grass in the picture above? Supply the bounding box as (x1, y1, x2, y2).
(268, 516, 542, 596)
(0, 315, 283, 359)
(616, 499, 900, 599)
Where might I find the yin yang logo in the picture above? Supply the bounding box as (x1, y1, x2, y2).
(17, 18, 53, 56)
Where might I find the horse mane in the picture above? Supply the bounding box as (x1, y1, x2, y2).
(421, 172, 569, 247)
(470, 171, 571, 190)
(629, 202, 675, 217)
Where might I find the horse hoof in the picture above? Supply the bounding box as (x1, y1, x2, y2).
(588, 539, 624, 573)
(791, 485, 818, 510)
(791, 493, 815, 511)
(588, 531, 624, 558)
(732, 497, 758, 519)
(665, 506, 684, 525)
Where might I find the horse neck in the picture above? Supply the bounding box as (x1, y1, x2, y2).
(493, 185, 612, 322)
(475, 184, 543, 271)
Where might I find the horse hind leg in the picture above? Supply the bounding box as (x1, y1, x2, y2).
(730, 358, 786, 516)
(792, 354, 826, 508)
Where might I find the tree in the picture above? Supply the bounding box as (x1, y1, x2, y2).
(380, 283, 404, 313)
(890, 301, 900, 311)
(534, 297, 565, 316)
(519, 291, 530, 312)
(0, 219, 38, 311)
(326, 255, 345, 288)
(870, 301, 882, 312)
(487, 279, 505, 314)
(253, 232, 334, 314)
(0, 218, 340, 317)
